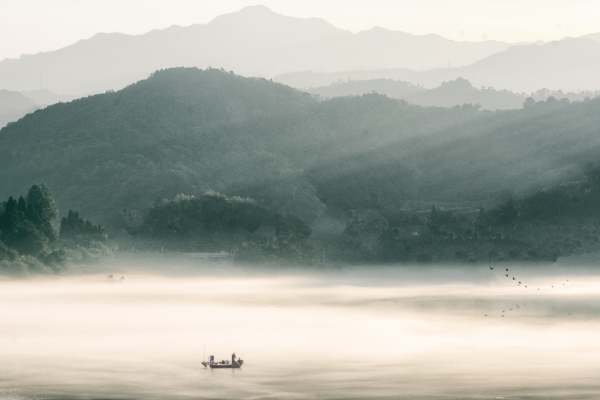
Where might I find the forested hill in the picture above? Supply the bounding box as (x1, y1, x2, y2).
(306, 96, 600, 211)
(0, 67, 480, 224)
(1, 67, 600, 229)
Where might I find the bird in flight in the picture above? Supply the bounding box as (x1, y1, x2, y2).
(506, 269, 509, 271)
(505, 274, 509, 277)
(490, 267, 494, 270)
(513, 277, 515, 280)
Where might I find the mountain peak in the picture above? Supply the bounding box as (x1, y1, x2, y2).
(208, 4, 290, 25)
(207, 4, 344, 35)
(237, 4, 276, 15)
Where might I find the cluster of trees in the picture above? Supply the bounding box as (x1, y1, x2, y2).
(345, 175, 600, 264)
(0, 184, 65, 274)
(60, 210, 104, 238)
(130, 192, 314, 264)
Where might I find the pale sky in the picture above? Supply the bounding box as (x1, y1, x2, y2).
(1, 0, 599, 61)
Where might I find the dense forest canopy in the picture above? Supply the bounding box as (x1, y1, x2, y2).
(0, 67, 482, 225)
(1, 67, 600, 235)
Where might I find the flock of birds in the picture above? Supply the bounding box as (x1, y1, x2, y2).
(484, 267, 572, 318)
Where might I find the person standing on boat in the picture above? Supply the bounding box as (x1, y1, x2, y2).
(209, 355, 214, 365)
(232, 353, 237, 364)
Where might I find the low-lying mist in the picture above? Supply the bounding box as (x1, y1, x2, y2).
(1, 260, 600, 399)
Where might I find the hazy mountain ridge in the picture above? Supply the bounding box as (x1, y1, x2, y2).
(0, 90, 39, 128)
(0, 5, 510, 95)
(307, 77, 600, 110)
(20, 89, 79, 105)
(276, 38, 600, 92)
(0, 89, 79, 129)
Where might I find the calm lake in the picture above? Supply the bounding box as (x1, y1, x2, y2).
(1, 260, 599, 399)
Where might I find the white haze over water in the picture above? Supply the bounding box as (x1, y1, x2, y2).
(1, 262, 600, 399)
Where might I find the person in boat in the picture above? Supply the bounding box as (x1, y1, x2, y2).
(209, 355, 214, 365)
(232, 353, 237, 364)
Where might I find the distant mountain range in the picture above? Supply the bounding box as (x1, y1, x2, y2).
(0, 5, 511, 95)
(0, 90, 39, 128)
(0, 5, 598, 106)
(306, 77, 600, 110)
(276, 37, 600, 92)
(0, 89, 78, 129)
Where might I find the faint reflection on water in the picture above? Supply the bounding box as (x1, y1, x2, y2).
(1, 263, 600, 399)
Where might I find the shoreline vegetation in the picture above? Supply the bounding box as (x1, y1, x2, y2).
(3, 177, 600, 276)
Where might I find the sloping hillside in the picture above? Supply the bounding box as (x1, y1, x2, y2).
(2, 67, 600, 231)
(306, 96, 600, 210)
(0, 68, 479, 224)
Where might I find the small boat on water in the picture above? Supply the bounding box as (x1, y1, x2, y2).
(202, 360, 243, 369)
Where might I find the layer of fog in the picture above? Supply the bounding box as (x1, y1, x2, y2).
(2, 260, 600, 399)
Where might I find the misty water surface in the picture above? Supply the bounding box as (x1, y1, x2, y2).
(1, 261, 600, 399)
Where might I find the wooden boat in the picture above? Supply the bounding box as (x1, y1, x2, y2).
(202, 360, 243, 369)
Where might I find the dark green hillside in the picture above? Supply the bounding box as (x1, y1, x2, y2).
(306, 97, 600, 211)
(0, 67, 480, 225)
(2, 67, 600, 238)
(0, 68, 316, 222)
(2, 68, 600, 264)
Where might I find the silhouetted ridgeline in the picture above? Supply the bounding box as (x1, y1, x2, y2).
(2, 68, 600, 268)
(0, 5, 509, 94)
(307, 77, 600, 111)
(275, 38, 600, 92)
(0, 89, 39, 128)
